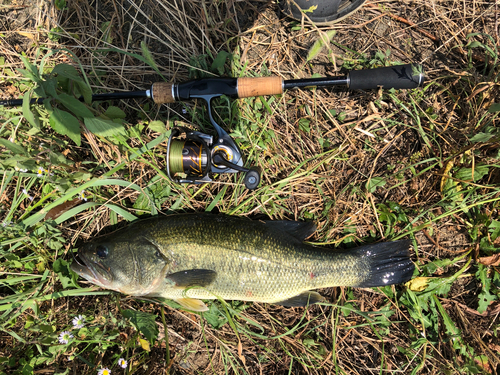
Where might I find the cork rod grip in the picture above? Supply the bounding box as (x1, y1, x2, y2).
(237, 77, 283, 98)
(152, 82, 175, 104)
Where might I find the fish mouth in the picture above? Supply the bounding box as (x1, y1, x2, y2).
(70, 250, 111, 288)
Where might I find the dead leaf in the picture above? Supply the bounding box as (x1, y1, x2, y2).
(406, 277, 431, 292)
(474, 356, 492, 374)
(456, 301, 500, 317)
(139, 338, 150, 351)
(119, 332, 128, 343)
(17, 31, 36, 40)
(45, 198, 82, 221)
(478, 253, 500, 267)
(238, 340, 245, 365)
(488, 343, 500, 353)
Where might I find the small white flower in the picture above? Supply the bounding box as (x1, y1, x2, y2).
(72, 315, 85, 329)
(37, 167, 46, 177)
(22, 189, 34, 201)
(20, 168, 28, 173)
(78, 190, 88, 202)
(182, 108, 187, 114)
(97, 368, 111, 375)
(118, 358, 127, 369)
(58, 331, 73, 344)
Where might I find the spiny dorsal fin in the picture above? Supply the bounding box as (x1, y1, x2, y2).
(275, 291, 325, 307)
(166, 269, 217, 288)
(264, 220, 316, 242)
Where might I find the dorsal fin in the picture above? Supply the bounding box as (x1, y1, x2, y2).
(264, 220, 316, 242)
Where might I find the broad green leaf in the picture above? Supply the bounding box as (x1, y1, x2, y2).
(122, 309, 159, 343)
(367, 176, 387, 192)
(40, 78, 59, 99)
(469, 132, 494, 143)
(19, 54, 41, 83)
(105, 106, 126, 119)
(455, 164, 489, 182)
(211, 51, 231, 75)
(22, 92, 40, 129)
(76, 80, 92, 104)
(57, 93, 93, 118)
(477, 264, 497, 314)
(53, 259, 78, 289)
(49, 108, 81, 146)
(204, 304, 228, 329)
(84, 117, 126, 137)
(488, 103, 500, 113)
(133, 193, 152, 212)
(307, 30, 336, 62)
(0, 139, 28, 155)
(52, 63, 81, 81)
(148, 120, 166, 133)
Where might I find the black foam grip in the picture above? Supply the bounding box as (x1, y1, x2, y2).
(348, 63, 425, 90)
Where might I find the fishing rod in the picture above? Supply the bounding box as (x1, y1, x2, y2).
(1, 63, 425, 189)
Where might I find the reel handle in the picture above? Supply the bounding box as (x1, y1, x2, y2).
(213, 152, 261, 190)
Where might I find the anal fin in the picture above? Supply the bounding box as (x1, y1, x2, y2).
(275, 291, 325, 307)
(175, 297, 209, 312)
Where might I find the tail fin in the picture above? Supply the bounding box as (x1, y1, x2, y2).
(354, 240, 414, 287)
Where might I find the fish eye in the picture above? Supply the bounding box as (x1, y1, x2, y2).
(96, 245, 108, 259)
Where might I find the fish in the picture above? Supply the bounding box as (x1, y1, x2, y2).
(71, 213, 414, 311)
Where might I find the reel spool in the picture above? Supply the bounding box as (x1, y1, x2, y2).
(166, 127, 261, 190)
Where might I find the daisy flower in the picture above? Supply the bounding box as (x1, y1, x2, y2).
(97, 368, 111, 375)
(22, 189, 34, 201)
(78, 190, 88, 201)
(118, 358, 127, 369)
(72, 315, 85, 329)
(58, 331, 73, 344)
(37, 167, 47, 177)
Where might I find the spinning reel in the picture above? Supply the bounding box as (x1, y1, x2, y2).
(165, 125, 260, 190)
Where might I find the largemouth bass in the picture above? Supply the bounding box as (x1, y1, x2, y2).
(71, 214, 414, 311)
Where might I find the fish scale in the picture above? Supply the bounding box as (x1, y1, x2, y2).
(72, 213, 414, 311)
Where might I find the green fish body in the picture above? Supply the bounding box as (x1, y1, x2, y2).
(71, 214, 414, 311)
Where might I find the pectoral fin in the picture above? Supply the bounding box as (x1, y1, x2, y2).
(275, 291, 325, 307)
(175, 297, 209, 312)
(166, 269, 217, 288)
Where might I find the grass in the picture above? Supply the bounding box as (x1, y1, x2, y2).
(0, 0, 499, 374)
